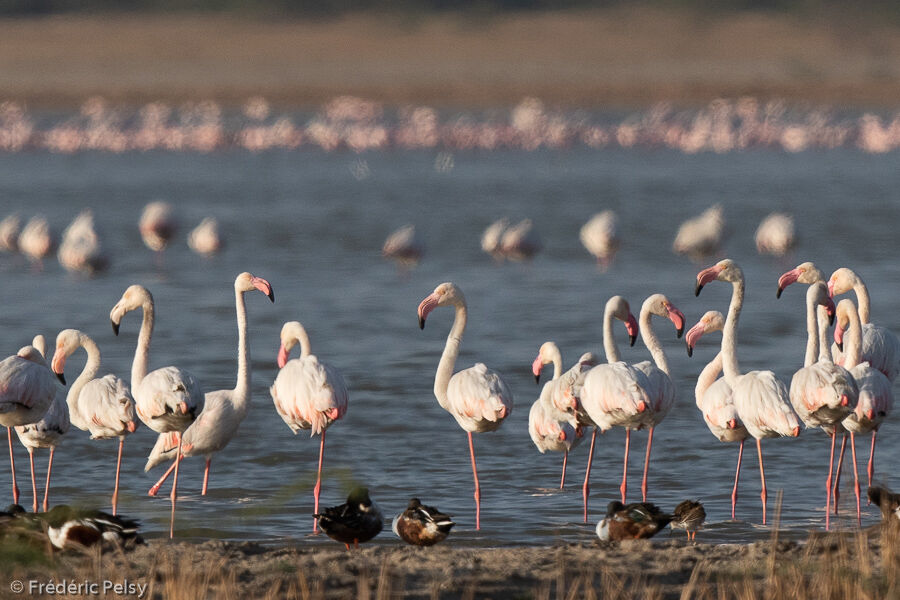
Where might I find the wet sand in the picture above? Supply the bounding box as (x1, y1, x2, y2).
(2, 9, 900, 108)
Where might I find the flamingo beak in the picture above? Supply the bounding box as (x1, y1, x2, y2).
(686, 342, 693, 357)
(667, 304, 685, 338)
(727, 418, 738, 430)
(126, 421, 137, 433)
(827, 279, 836, 298)
(417, 293, 439, 330)
(532, 355, 543, 385)
(825, 298, 836, 326)
(179, 402, 189, 415)
(776, 268, 802, 299)
(684, 321, 706, 358)
(252, 276, 275, 302)
(695, 265, 722, 296)
(626, 313, 639, 346)
(111, 320, 120, 336)
(277, 343, 290, 369)
(840, 395, 850, 407)
(56, 372, 66, 385)
(835, 324, 845, 352)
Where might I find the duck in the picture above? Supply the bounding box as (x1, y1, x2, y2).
(670, 500, 706, 541)
(314, 487, 383, 549)
(867, 485, 900, 524)
(392, 498, 455, 546)
(596, 501, 672, 541)
(35, 505, 142, 550)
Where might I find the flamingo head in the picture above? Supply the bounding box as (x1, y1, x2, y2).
(695, 259, 741, 296)
(727, 418, 738, 430)
(776, 262, 824, 298)
(51, 328, 83, 383)
(558, 430, 567, 442)
(417, 282, 464, 330)
(828, 268, 858, 299)
(277, 321, 308, 368)
(532, 341, 561, 384)
(109, 284, 152, 336)
(125, 420, 137, 433)
(578, 351, 599, 369)
(235, 272, 275, 302)
(684, 310, 725, 358)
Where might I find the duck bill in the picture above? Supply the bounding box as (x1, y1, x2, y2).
(417, 293, 439, 330)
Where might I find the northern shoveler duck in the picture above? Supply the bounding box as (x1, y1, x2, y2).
(596, 501, 672, 541)
(314, 487, 383, 549)
(36, 505, 142, 550)
(868, 485, 900, 523)
(671, 500, 706, 541)
(392, 498, 455, 546)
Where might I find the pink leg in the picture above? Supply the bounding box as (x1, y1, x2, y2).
(149, 459, 177, 496)
(112, 438, 124, 515)
(620, 429, 631, 504)
(641, 427, 655, 502)
(559, 449, 568, 490)
(28, 449, 37, 513)
(833, 434, 847, 515)
(850, 433, 861, 526)
(825, 431, 836, 531)
(731, 439, 744, 520)
(169, 436, 183, 539)
(7, 428, 18, 506)
(201, 458, 211, 496)
(756, 439, 767, 525)
(313, 430, 326, 533)
(467, 431, 481, 530)
(582, 429, 597, 523)
(867, 430, 877, 491)
(42, 448, 54, 512)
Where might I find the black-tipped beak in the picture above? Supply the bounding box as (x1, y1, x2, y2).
(111, 320, 120, 336)
(829, 312, 835, 326)
(686, 343, 693, 358)
(267, 290, 275, 303)
(56, 372, 66, 385)
(837, 341, 843, 353)
(676, 325, 684, 339)
(418, 316, 425, 330)
(776, 286, 783, 299)
(629, 333, 637, 347)
(534, 374, 541, 385)
(694, 283, 704, 297)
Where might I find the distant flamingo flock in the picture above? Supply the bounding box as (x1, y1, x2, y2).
(0, 198, 895, 542)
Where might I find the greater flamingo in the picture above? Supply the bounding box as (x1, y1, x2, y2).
(18, 215, 55, 268)
(673, 204, 724, 260)
(499, 219, 541, 261)
(527, 399, 580, 489)
(632, 293, 684, 502)
(139, 201, 177, 253)
(696, 259, 801, 524)
(787, 282, 857, 529)
(481, 218, 509, 260)
(382, 224, 423, 268)
(57, 209, 108, 275)
(187, 217, 224, 256)
(145, 272, 274, 497)
(0, 341, 57, 505)
(754, 212, 795, 256)
(14, 335, 69, 513)
(685, 310, 748, 520)
(580, 296, 650, 515)
(270, 320, 348, 533)
(579, 210, 620, 270)
(51, 328, 138, 516)
(0, 214, 20, 252)
(110, 284, 204, 538)
(417, 282, 513, 530)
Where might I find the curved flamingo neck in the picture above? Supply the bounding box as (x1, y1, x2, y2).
(803, 287, 819, 368)
(603, 304, 622, 364)
(816, 306, 833, 363)
(696, 352, 723, 407)
(721, 278, 744, 385)
(131, 297, 154, 389)
(547, 344, 563, 380)
(434, 301, 466, 410)
(233, 287, 251, 405)
(639, 308, 670, 376)
(842, 306, 863, 368)
(69, 333, 102, 413)
(293, 325, 311, 359)
(850, 273, 871, 324)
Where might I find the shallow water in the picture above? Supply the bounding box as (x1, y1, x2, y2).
(0, 146, 898, 546)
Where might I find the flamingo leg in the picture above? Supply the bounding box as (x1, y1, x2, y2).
(467, 431, 481, 531)
(850, 432, 861, 526)
(833, 434, 847, 515)
(7, 428, 18, 506)
(169, 436, 183, 539)
(112, 437, 124, 515)
(641, 427, 655, 502)
(582, 429, 597, 523)
(825, 431, 836, 531)
(28, 449, 37, 513)
(148, 459, 178, 496)
(42, 448, 54, 512)
(731, 439, 744, 520)
(201, 458, 211, 496)
(559, 449, 568, 490)
(313, 430, 326, 533)
(620, 429, 631, 504)
(867, 430, 877, 492)
(756, 438, 767, 525)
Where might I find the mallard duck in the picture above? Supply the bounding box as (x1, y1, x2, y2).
(867, 485, 900, 523)
(596, 501, 672, 541)
(36, 505, 142, 549)
(392, 498, 455, 546)
(314, 487, 383, 549)
(671, 500, 706, 541)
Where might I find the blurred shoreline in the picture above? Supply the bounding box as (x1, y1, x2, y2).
(3, 8, 900, 109)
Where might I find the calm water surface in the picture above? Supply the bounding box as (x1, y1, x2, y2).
(0, 147, 898, 546)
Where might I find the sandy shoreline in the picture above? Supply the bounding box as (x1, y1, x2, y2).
(2, 10, 900, 109)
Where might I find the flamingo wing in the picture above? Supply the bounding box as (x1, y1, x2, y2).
(632, 360, 676, 424)
(134, 366, 203, 432)
(844, 365, 893, 432)
(270, 355, 348, 436)
(697, 378, 747, 442)
(80, 374, 136, 439)
(15, 392, 70, 449)
(789, 362, 857, 428)
(446, 363, 512, 432)
(733, 371, 801, 439)
(580, 362, 651, 431)
(0, 356, 56, 425)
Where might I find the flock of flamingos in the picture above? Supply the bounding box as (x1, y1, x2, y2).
(0, 196, 895, 548)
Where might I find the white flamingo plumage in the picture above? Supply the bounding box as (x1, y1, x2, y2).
(18, 215, 55, 267)
(480, 218, 509, 260)
(58, 209, 108, 275)
(631, 293, 685, 502)
(418, 282, 513, 530)
(755, 212, 796, 256)
(187, 217, 224, 256)
(382, 224, 423, 267)
(673, 204, 724, 260)
(14, 335, 69, 513)
(685, 310, 748, 519)
(139, 201, 177, 253)
(499, 219, 541, 261)
(270, 320, 348, 533)
(145, 273, 274, 499)
(579, 210, 620, 269)
(50, 328, 137, 516)
(696, 259, 801, 524)
(0, 214, 20, 252)
(110, 284, 204, 538)
(527, 400, 580, 489)
(579, 296, 649, 518)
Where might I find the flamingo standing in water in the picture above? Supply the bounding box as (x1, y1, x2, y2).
(481, 218, 509, 261)
(673, 204, 724, 260)
(500, 219, 541, 261)
(0, 214, 20, 252)
(145, 273, 274, 498)
(580, 210, 620, 270)
(51, 328, 138, 516)
(18, 215, 55, 269)
(696, 259, 801, 524)
(139, 201, 177, 254)
(632, 293, 685, 502)
(270, 320, 348, 533)
(755, 213, 796, 256)
(14, 335, 69, 513)
(187, 217, 224, 256)
(110, 284, 204, 538)
(382, 224, 424, 269)
(580, 296, 649, 515)
(788, 283, 857, 529)
(418, 282, 513, 530)
(685, 311, 748, 520)
(0, 341, 57, 505)
(57, 209, 109, 275)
